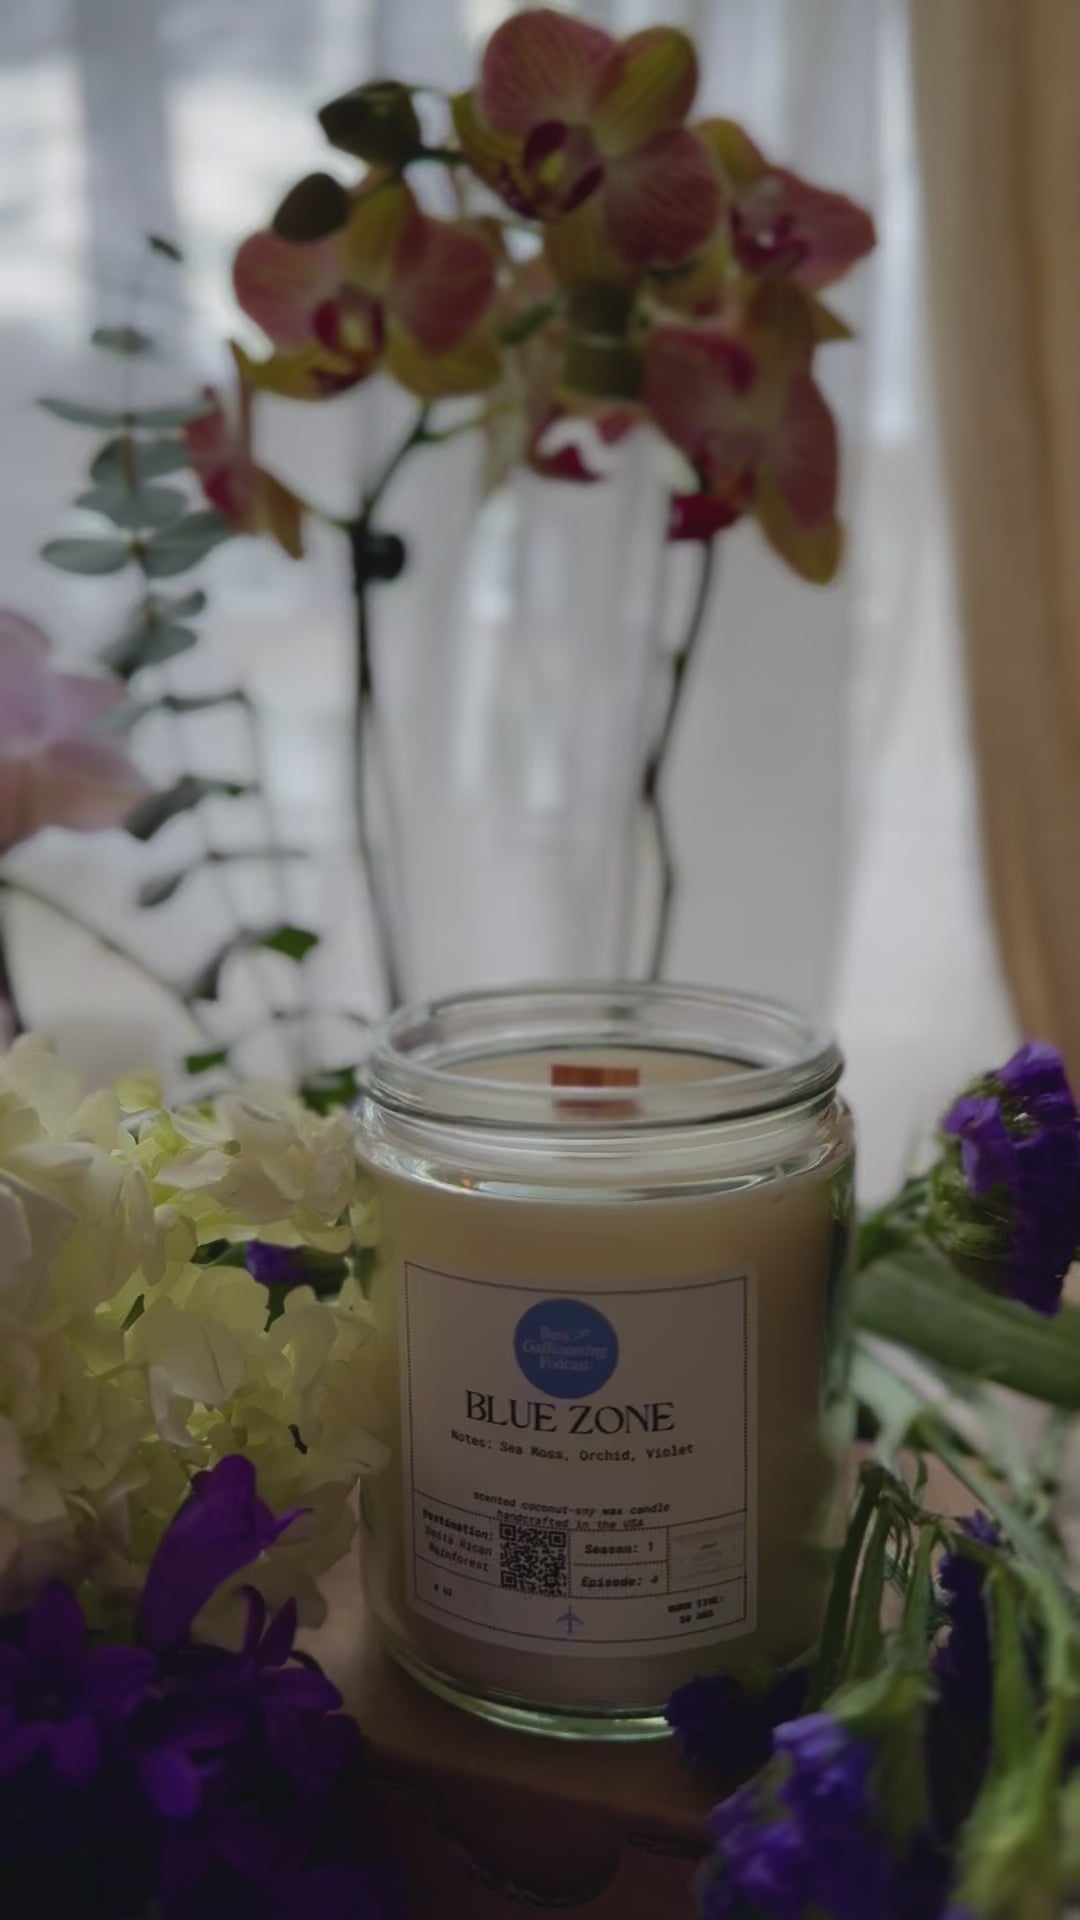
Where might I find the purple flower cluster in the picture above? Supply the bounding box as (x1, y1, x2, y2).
(0, 1459, 389, 1920)
(698, 1712, 962, 1920)
(942, 1041, 1080, 1314)
(699, 1713, 890, 1920)
(667, 1666, 810, 1775)
(932, 1513, 1000, 1718)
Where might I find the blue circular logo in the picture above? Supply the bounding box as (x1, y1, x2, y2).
(513, 1299, 619, 1399)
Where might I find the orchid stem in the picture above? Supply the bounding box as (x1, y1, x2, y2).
(643, 536, 718, 980)
(1, 875, 218, 1046)
(349, 404, 433, 1011)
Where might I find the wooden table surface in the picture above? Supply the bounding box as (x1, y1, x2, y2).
(307, 1454, 969, 1917)
(310, 1552, 716, 1916)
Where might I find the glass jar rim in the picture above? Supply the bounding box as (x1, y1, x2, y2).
(358, 983, 843, 1133)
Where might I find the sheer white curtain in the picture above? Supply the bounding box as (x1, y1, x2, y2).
(0, 0, 1015, 1191)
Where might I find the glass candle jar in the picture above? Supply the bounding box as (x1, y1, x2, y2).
(355, 984, 854, 1740)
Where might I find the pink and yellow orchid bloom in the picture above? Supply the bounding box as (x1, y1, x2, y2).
(454, 8, 722, 272)
(643, 319, 841, 581)
(233, 177, 499, 402)
(709, 120, 876, 292)
(184, 362, 306, 559)
(0, 614, 151, 852)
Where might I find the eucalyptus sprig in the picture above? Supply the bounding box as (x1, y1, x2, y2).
(32, 275, 323, 1076)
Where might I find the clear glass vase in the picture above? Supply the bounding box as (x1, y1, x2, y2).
(358, 436, 668, 1004)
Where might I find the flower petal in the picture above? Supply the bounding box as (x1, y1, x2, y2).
(233, 230, 342, 350)
(232, 339, 368, 402)
(451, 89, 535, 215)
(592, 27, 699, 158)
(48, 1712, 100, 1787)
(256, 1596, 298, 1669)
(137, 1455, 301, 1651)
(543, 198, 634, 290)
(259, 1664, 341, 1713)
(603, 127, 721, 268)
(733, 167, 877, 291)
(80, 1644, 158, 1714)
(138, 1743, 202, 1819)
(0, 611, 52, 746)
(22, 736, 151, 836)
(338, 178, 422, 296)
(667, 491, 744, 541)
(768, 371, 839, 529)
(43, 672, 124, 743)
(383, 323, 501, 401)
(252, 470, 306, 560)
(388, 218, 496, 356)
(479, 9, 616, 137)
(643, 324, 757, 464)
(696, 117, 767, 192)
(27, 1581, 85, 1665)
(754, 472, 843, 584)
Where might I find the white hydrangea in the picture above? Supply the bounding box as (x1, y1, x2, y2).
(0, 1037, 385, 1627)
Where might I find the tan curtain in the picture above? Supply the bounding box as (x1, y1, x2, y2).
(911, 0, 1080, 1070)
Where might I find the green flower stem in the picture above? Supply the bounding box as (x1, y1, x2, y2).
(896, 1520, 940, 1666)
(920, 1417, 1078, 1610)
(643, 535, 718, 981)
(809, 1461, 890, 1709)
(842, 1503, 893, 1683)
(989, 1570, 1037, 1774)
(0, 874, 218, 1045)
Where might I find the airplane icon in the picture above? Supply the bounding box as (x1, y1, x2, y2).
(557, 1607, 584, 1636)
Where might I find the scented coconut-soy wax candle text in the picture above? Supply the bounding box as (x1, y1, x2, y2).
(355, 985, 854, 1738)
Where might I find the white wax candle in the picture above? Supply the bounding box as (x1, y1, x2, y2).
(357, 992, 853, 1739)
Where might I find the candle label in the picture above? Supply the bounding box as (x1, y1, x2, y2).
(400, 1263, 757, 1656)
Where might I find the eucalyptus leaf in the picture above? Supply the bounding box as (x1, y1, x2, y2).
(133, 400, 212, 429)
(142, 511, 234, 577)
(148, 233, 184, 263)
(91, 325, 153, 357)
(854, 1245, 1080, 1409)
(188, 931, 261, 1002)
(77, 483, 187, 531)
(300, 1064, 362, 1115)
(41, 536, 131, 575)
(156, 588, 207, 620)
(100, 622, 197, 677)
(91, 436, 189, 486)
(188, 921, 319, 1001)
(38, 397, 127, 428)
(137, 845, 301, 906)
(185, 1046, 228, 1074)
(262, 924, 319, 962)
(158, 687, 245, 715)
(126, 775, 251, 842)
(137, 867, 191, 908)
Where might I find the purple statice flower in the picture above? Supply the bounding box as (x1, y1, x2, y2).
(245, 1241, 318, 1286)
(941, 1041, 1080, 1314)
(700, 1712, 891, 1920)
(667, 1665, 809, 1774)
(137, 1455, 305, 1652)
(933, 1513, 1001, 1719)
(0, 1460, 385, 1918)
(0, 1582, 155, 1788)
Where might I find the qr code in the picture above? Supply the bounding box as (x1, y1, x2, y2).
(498, 1520, 569, 1597)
